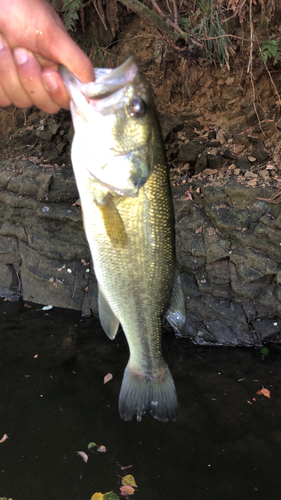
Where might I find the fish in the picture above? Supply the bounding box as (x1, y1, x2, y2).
(59, 56, 186, 422)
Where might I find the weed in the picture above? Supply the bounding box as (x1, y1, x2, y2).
(194, 0, 234, 68)
(260, 35, 281, 65)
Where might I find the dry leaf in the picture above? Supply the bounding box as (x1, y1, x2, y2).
(76, 451, 88, 462)
(90, 493, 104, 500)
(120, 485, 135, 496)
(104, 373, 113, 384)
(184, 190, 193, 201)
(122, 475, 138, 487)
(24, 303, 32, 308)
(0, 434, 8, 443)
(97, 445, 107, 453)
(256, 388, 271, 398)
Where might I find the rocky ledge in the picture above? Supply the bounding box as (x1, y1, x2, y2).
(0, 156, 280, 347)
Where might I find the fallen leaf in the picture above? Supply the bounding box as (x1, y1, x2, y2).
(24, 303, 32, 308)
(81, 259, 90, 266)
(88, 442, 98, 449)
(0, 434, 8, 443)
(216, 129, 226, 145)
(73, 198, 81, 206)
(76, 451, 88, 463)
(104, 373, 113, 384)
(104, 493, 120, 500)
(117, 464, 133, 470)
(184, 190, 193, 201)
(256, 388, 271, 398)
(196, 187, 201, 193)
(97, 445, 107, 453)
(122, 475, 138, 488)
(90, 493, 104, 500)
(120, 485, 135, 496)
(103, 491, 120, 500)
(248, 156, 256, 162)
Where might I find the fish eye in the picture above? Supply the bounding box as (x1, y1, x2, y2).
(129, 97, 146, 117)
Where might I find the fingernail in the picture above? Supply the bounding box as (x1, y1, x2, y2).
(14, 47, 28, 65)
(0, 34, 6, 51)
(43, 73, 58, 92)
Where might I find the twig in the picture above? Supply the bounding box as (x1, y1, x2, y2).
(257, 189, 281, 204)
(172, 0, 178, 26)
(118, 0, 181, 44)
(247, 0, 253, 74)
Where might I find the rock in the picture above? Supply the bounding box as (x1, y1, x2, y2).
(232, 144, 245, 155)
(177, 141, 205, 164)
(207, 154, 224, 169)
(235, 157, 252, 170)
(194, 152, 208, 174)
(223, 149, 236, 160)
(251, 148, 269, 163)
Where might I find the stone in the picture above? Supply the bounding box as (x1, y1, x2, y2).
(235, 157, 252, 170)
(177, 141, 205, 164)
(194, 152, 208, 174)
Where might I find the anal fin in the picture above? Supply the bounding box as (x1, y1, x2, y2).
(98, 284, 119, 339)
(165, 267, 186, 336)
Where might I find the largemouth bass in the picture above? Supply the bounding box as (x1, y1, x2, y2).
(59, 57, 186, 422)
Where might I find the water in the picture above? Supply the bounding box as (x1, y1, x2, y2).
(0, 299, 281, 500)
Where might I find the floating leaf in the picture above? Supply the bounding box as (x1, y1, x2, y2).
(104, 373, 113, 384)
(88, 442, 98, 449)
(117, 463, 132, 470)
(76, 451, 88, 462)
(97, 445, 107, 453)
(120, 485, 135, 496)
(0, 434, 8, 443)
(90, 494, 104, 500)
(256, 388, 271, 398)
(104, 493, 120, 500)
(260, 347, 269, 360)
(122, 475, 137, 488)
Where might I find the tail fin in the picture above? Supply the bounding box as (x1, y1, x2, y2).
(118, 363, 177, 422)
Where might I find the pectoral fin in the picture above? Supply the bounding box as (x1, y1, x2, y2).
(98, 284, 119, 339)
(165, 268, 186, 336)
(96, 194, 128, 248)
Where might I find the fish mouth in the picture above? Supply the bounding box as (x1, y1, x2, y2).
(58, 56, 138, 101)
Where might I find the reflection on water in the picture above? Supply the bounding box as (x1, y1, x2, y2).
(0, 299, 281, 500)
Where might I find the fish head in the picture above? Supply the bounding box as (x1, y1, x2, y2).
(59, 57, 158, 198)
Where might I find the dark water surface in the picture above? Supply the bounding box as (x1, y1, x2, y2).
(1, 299, 281, 500)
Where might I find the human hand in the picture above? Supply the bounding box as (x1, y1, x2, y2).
(0, 0, 94, 113)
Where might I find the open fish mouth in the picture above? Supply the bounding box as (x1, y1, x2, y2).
(58, 56, 138, 104)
